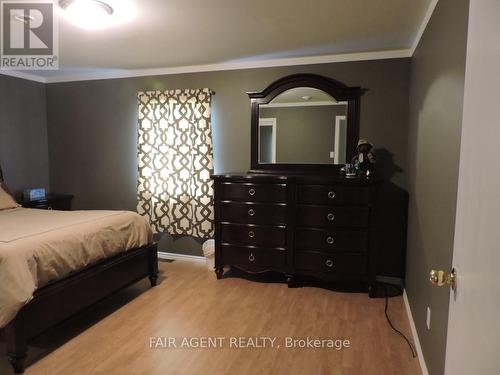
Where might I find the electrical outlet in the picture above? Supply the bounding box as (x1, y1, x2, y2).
(426, 306, 431, 330)
(329, 151, 335, 159)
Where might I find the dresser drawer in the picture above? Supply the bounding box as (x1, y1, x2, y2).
(298, 185, 369, 205)
(294, 251, 367, 276)
(220, 244, 286, 271)
(221, 223, 286, 248)
(220, 202, 286, 225)
(219, 182, 287, 202)
(297, 205, 369, 228)
(295, 228, 367, 253)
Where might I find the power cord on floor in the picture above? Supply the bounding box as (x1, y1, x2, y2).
(378, 282, 417, 358)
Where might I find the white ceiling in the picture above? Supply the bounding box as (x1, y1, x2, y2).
(3, 0, 437, 83)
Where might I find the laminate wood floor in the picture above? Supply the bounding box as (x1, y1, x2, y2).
(0, 260, 422, 375)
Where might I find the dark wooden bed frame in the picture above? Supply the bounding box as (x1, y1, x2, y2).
(0, 166, 158, 373)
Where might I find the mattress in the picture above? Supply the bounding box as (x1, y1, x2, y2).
(0, 207, 152, 328)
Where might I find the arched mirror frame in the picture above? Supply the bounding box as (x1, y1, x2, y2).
(248, 74, 365, 173)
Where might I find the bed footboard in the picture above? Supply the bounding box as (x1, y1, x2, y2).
(4, 243, 158, 373)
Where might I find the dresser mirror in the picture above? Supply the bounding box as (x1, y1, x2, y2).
(259, 87, 348, 165)
(248, 74, 365, 173)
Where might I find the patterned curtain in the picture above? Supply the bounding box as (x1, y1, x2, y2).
(137, 88, 214, 239)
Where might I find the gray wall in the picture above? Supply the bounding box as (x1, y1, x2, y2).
(46, 59, 410, 255)
(0, 74, 49, 195)
(260, 105, 346, 164)
(406, 0, 469, 374)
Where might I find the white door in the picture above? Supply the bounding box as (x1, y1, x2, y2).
(258, 118, 276, 163)
(445, 1, 500, 374)
(334, 115, 347, 164)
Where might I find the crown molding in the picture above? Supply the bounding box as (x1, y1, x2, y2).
(410, 0, 439, 55)
(0, 70, 47, 83)
(1, 0, 441, 87)
(1, 49, 412, 84)
(0, 0, 440, 85)
(43, 49, 412, 83)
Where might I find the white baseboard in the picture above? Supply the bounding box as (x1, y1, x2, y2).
(403, 289, 429, 375)
(158, 251, 206, 263)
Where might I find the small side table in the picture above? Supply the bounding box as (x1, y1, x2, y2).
(17, 194, 74, 211)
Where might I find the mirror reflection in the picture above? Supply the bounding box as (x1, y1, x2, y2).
(258, 87, 348, 165)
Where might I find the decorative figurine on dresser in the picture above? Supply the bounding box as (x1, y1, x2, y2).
(352, 139, 376, 177)
(212, 74, 407, 297)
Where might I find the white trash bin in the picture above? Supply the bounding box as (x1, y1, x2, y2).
(202, 239, 215, 270)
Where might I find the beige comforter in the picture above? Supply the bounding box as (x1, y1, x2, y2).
(0, 208, 152, 328)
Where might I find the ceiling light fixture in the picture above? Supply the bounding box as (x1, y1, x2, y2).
(60, 0, 113, 15)
(58, 0, 135, 30)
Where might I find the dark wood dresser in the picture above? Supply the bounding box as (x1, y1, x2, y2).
(212, 74, 408, 296)
(213, 173, 383, 296)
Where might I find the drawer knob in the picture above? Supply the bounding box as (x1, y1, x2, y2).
(248, 230, 255, 238)
(325, 259, 334, 268)
(248, 208, 255, 216)
(328, 191, 336, 199)
(326, 236, 334, 244)
(248, 188, 256, 196)
(249, 253, 255, 262)
(327, 213, 335, 221)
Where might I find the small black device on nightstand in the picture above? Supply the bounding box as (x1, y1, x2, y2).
(17, 194, 74, 211)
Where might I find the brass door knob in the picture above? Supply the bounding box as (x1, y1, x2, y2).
(429, 268, 456, 291)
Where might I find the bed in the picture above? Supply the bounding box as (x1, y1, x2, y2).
(0, 168, 158, 373)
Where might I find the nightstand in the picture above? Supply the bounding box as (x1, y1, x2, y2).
(17, 194, 74, 211)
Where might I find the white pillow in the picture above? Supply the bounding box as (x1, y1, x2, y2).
(0, 184, 19, 210)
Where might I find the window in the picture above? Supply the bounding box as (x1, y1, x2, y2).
(136, 88, 214, 239)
